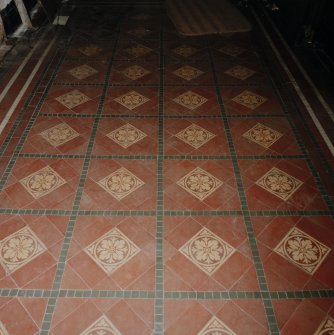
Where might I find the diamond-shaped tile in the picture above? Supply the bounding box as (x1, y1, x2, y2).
(242, 123, 283, 148)
(78, 45, 102, 56)
(123, 44, 152, 57)
(20, 166, 67, 199)
(106, 123, 147, 148)
(256, 167, 303, 201)
(97, 167, 144, 200)
(85, 227, 140, 275)
(39, 123, 80, 147)
(121, 65, 151, 80)
(177, 167, 223, 200)
(55, 89, 91, 109)
(0, 321, 9, 335)
(198, 316, 236, 335)
(127, 27, 151, 38)
(232, 90, 267, 110)
(114, 90, 149, 110)
(225, 65, 256, 80)
(314, 317, 334, 335)
(0, 226, 47, 274)
(68, 64, 98, 80)
(219, 44, 245, 57)
(81, 315, 121, 335)
(172, 45, 198, 57)
(179, 228, 235, 275)
(175, 123, 216, 149)
(274, 227, 331, 275)
(173, 65, 204, 81)
(173, 91, 208, 110)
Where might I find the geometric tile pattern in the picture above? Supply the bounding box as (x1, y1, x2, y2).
(84, 228, 140, 275)
(173, 65, 204, 81)
(256, 167, 303, 201)
(0, 321, 9, 335)
(121, 65, 150, 80)
(19, 165, 67, 199)
(219, 44, 245, 57)
(114, 90, 150, 110)
(106, 123, 147, 148)
(177, 167, 223, 200)
(179, 228, 235, 275)
(242, 123, 283, 148)
(172, 45, 198, 57)
(0, 226, 47, 274)
(314, 317, 334, 335)
(78, 45, 103, 57)
(173, 91, 208, 110)
(127, 27, 151, 38)
(39, 123, 80, 147)
(225, 65, 256, 80)
(97, 167, 145, 200)
(68, 64, 98, 80)
(175, 123, 216, 149)
(274, 227, 331, 275)
(198, 316, 237, 335)
(232, 90, 267, 110)
(55, 89, 91, 109)
(123, 44, 152, 57)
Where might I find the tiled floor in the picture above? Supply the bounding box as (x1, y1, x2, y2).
(0, 2, 333, 334)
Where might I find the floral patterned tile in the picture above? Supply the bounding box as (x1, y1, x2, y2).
(164, 41, 209, 62)
(114, 41, 158, 61)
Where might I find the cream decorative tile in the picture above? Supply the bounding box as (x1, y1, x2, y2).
(172, 45, 198, 57)
(173, 65, 204, 81)
(55, 89, 91, 109)
(175, 123, 216, 149)
(0, 321, 9, 335)
(106, 123, 147, 148)
(85, 228, 140, 275)
(314, 317, 334, 335)
(68, 64, 98, 80)
(0, 226, 47, 274)
(274, 227, 331, 275)
(78, 45, 103, 56)
(97, 167, 144, 200)
(256, 167, 303, 201)
(80, 315, 122, 335)
(224, 65, 256, 80)
(121, 65, 151, 80)
(127, 27, 151, 38)
(179, 228, 235, 275)
(242, 123, 283, 148)
(20, 166, 67, 199)
(173, 91, 208, 110)
(123, 44, 152, 57)
(198, 316, 236, 335)
(177, 167, 223, 200)
(114, 90, 149, 110)
(39, 123, 80, 147)
(219, 44, 245, 57)
(232, 90, 267, 110)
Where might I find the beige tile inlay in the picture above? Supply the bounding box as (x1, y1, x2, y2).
(97, 167, 144, 200)
(68, 64, 98, 80)
(20, 166, 67, 199)
(314, 317, 334, 335)
(81, 315, 122, 335)
(219, 44, 245, 57)
(78, 45, 102, 56)
(55, 89, 91, 109)
(172, 45, 198, 57)
(39, 123, 80, 147)
(198, 316, 237, 335)
(106, 123, 147, 148)
(177, 167, 223, 200)
(173, 65, 204, 81)
(256, 167, 303, 201)
(85, 228, 140, 275)
(225, 65, 256, 80)
(274, 227, 331, 275)
(123, 44, 152, 57)
(232, 90, 267, 110)
(127, 27, 151, 38)
(242, 123, 283, 148)
(175, 123, 216, 149)
(179, 228, 235, 275)
(0, 226, 47, 274)
(0, 321, 9, 335)
(121, 65, 151, 80)
(173, 91, 208, 110)
(114, 90, 149, 110)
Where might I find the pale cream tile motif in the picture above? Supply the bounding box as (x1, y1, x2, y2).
(219, 44, 245, 57)
(0, 321, 9, 335)
(97, 167, 144, 200)
(274, 227, 331, 275)
(198, 316, 237, 335)
(242, 123, 283, 148)
(127, 27, 151, 38)
(172, 45, 198, 57)
(55, 89, 91, 109)
(121, 65, 151, 80)
(78, 45, 102, 56)
(123, 44, 152, 57)
(0, 226, 47, 274)
(314, 317, 334, 335)
(175, 123, 216, 149)
(20, 166, 67, 199)
(107, 123, 147, 148)
(173, 65, 204, 81)
(39, 123, 80, 147)
(225, 65, 256, 80)
(232, 90, 267, 110)
(80, 315, 122, 335)
(114, 90, 149, 110)
(173, 91, 208, 110)
(85, 228, 140, 275)
(68, 64, 98, 80)
(179, 228, 235, 275)
(177, 167, 223, 200)
(256, 167, 303, 200)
